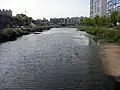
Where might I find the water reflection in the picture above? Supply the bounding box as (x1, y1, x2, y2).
(0, 28, 116, 90)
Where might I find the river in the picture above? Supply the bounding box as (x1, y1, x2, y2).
(0, 28, 116, 90)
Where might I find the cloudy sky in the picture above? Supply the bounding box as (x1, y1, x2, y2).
(0, 0, 90, 19)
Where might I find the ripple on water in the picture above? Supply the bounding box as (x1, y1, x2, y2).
(0, 28, 115, 90)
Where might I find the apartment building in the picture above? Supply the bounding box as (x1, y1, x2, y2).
(50, 17, 83, 25)
(90, 0, 107, 17)
(107, 0, 120, 15)
(0, 9, 12, 17)
(0, 9, 12, 29)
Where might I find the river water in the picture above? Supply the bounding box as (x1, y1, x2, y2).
(0, 28, 115, 90)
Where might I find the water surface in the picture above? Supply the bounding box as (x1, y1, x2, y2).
(0, 28, 114, 90)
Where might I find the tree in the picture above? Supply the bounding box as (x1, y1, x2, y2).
(83, 18, 89, 26)
(98, 16, 110, 26)
(81, 12, 119, 27)
(117, 13, 120, 23)
(110, 11, 119, 26)
(83, 18, 95, 26)
(12, 14, 33, 27)
(94, 16, 100, 25)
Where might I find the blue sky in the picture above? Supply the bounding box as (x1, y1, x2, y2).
(0, 0, 90, 19)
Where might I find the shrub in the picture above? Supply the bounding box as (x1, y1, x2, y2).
(0, 26, 52, 42)
(77, 26, 86, 31)
(77, 26, 120, 43)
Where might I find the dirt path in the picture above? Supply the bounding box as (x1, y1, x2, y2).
(100, 44, 120, 77)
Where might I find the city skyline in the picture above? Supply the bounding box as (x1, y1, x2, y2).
(0, 0, 90, 19)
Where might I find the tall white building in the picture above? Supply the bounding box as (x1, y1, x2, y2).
(90, 0, 107, 17)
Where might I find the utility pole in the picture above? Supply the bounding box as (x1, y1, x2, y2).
(25, 9, 27, 15)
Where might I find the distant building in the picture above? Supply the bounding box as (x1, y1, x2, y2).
(0, 9, 12, 29)
(90, 0, 107, 17)
(107, 0, 120, 15)
(34, 18, 50, 26)
(0, 9, 12, 17)
(50, 17, 83, 25)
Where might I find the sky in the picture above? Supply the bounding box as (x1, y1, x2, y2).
(0, 0, 90, 19)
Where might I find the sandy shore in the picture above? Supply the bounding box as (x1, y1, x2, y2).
(100, 44, 120, 77)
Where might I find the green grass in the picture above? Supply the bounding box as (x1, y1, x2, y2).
(77, 26, 120, 43)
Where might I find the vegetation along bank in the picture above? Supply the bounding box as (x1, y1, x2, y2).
(77, 11, 120, 79)
(0, 26, 52, 43)
(77, 11, 120, 43)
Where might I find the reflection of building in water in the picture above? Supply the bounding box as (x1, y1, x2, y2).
(73, 33, 89, 46)
(88, 35, 93, 46)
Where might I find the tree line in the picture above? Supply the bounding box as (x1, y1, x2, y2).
(81, 11, 120, 27)
(77, 11, 120, 43)
(0, 14, 34, 29)
(12, 14, 33, 27)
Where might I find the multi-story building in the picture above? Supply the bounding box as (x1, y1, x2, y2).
(0, 9, 12, 17)
(107, 0, 120, 15)
(90, 0, 107, 17)
(50, 17, 83, 25)
(35, 19, 50, 26)
(0, 9, 12, 30)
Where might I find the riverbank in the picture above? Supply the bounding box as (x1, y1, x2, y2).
(77, 26, 120, 81)
(77, 26, 120, 43)
(100, 44, 120, 77)
(0, 26, 52, 43)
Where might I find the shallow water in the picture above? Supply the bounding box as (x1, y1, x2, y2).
(0, 28, 115, 90)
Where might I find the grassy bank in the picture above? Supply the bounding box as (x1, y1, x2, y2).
(77, 26, 120, 43)
(0, 26, 52, 42)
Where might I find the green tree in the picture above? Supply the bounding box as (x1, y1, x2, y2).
(81, 15, 112, 27)
(117, 13, 120, 23)
(99, 16, 110, 26)
(94, 16, 101, 26)
(12, 14, 33, 27)
(110, 11, 119, 26)
(83, 18, 95, 26)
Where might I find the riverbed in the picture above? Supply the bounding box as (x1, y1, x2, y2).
(0, 28, 115, 90)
